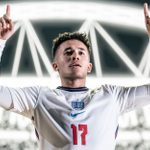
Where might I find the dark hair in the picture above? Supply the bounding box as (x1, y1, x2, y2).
(52, 32, 91, 59)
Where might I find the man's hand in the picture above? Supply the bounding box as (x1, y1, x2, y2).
(0, 5, 13, 40)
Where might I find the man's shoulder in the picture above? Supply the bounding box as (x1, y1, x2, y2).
(90, 84, 123, 95)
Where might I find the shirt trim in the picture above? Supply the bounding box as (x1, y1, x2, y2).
(57, 86, 89, 92)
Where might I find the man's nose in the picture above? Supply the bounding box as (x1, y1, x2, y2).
(72, 52, 79, 60)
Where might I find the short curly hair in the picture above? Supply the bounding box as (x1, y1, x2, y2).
(52, 32, 91, 59)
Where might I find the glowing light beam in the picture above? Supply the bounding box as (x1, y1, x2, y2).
(12, 24, 25, 76)
(94, 21, 142, 77)
(90, 25, 102, 77)
(25, 21, 43, 76)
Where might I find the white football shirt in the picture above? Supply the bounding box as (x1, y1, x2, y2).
(0, 85, 150, 150)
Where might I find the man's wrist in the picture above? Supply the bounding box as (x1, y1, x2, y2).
(0, 39, 6, 60)
(0, 39, 6, 46)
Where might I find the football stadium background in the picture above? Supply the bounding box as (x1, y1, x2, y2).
(0, 0, 149, 149)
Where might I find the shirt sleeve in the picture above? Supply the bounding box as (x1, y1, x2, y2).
(0, 86, 41, 118)
(0, 39, 6, 60)
(106, 84, 150, 114)
(0, 40, 41, 118)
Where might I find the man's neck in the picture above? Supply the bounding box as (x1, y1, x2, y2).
(61, 78, 86, 88)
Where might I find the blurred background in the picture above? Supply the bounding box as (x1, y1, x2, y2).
(0, 0, 150, 149)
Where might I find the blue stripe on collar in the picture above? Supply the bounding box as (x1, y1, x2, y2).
(57, 86, 89, 92)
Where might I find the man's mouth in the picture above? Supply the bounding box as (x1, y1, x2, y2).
(69, 64, 81, 67)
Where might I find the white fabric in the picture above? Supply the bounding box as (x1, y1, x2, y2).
(0, 85, 150, 150)
(0, 39, 6, 60)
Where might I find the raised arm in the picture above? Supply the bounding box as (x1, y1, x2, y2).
(0, 5, 13, 40)
(0, 5, 40, 118)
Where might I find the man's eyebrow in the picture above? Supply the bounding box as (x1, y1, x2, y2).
(64, 47, 72, 51)
(64, 47, 86, 51)
(78, 47, 86, 51)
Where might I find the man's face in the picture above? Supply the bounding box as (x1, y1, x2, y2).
(52, 39, 93, 80)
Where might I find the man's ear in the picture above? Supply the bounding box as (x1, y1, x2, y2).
(87, 63, 93, 73)
(52, 62, 59, 71)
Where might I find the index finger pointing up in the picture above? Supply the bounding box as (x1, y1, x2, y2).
(6, 4, 10, 18)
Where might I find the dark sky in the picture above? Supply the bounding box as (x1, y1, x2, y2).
(0, 0, 148, 76)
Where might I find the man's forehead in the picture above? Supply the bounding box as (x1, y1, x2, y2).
(59, 39, 87, 48)
(54, 39, 91, 60)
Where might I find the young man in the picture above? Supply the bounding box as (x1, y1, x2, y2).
(0, 3, 150, 150)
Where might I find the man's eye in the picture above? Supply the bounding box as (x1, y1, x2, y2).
(79, 51, 84, 55)
(65, 51, 73, 55)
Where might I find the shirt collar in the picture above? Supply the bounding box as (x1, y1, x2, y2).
(57, 86, 89, 92)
